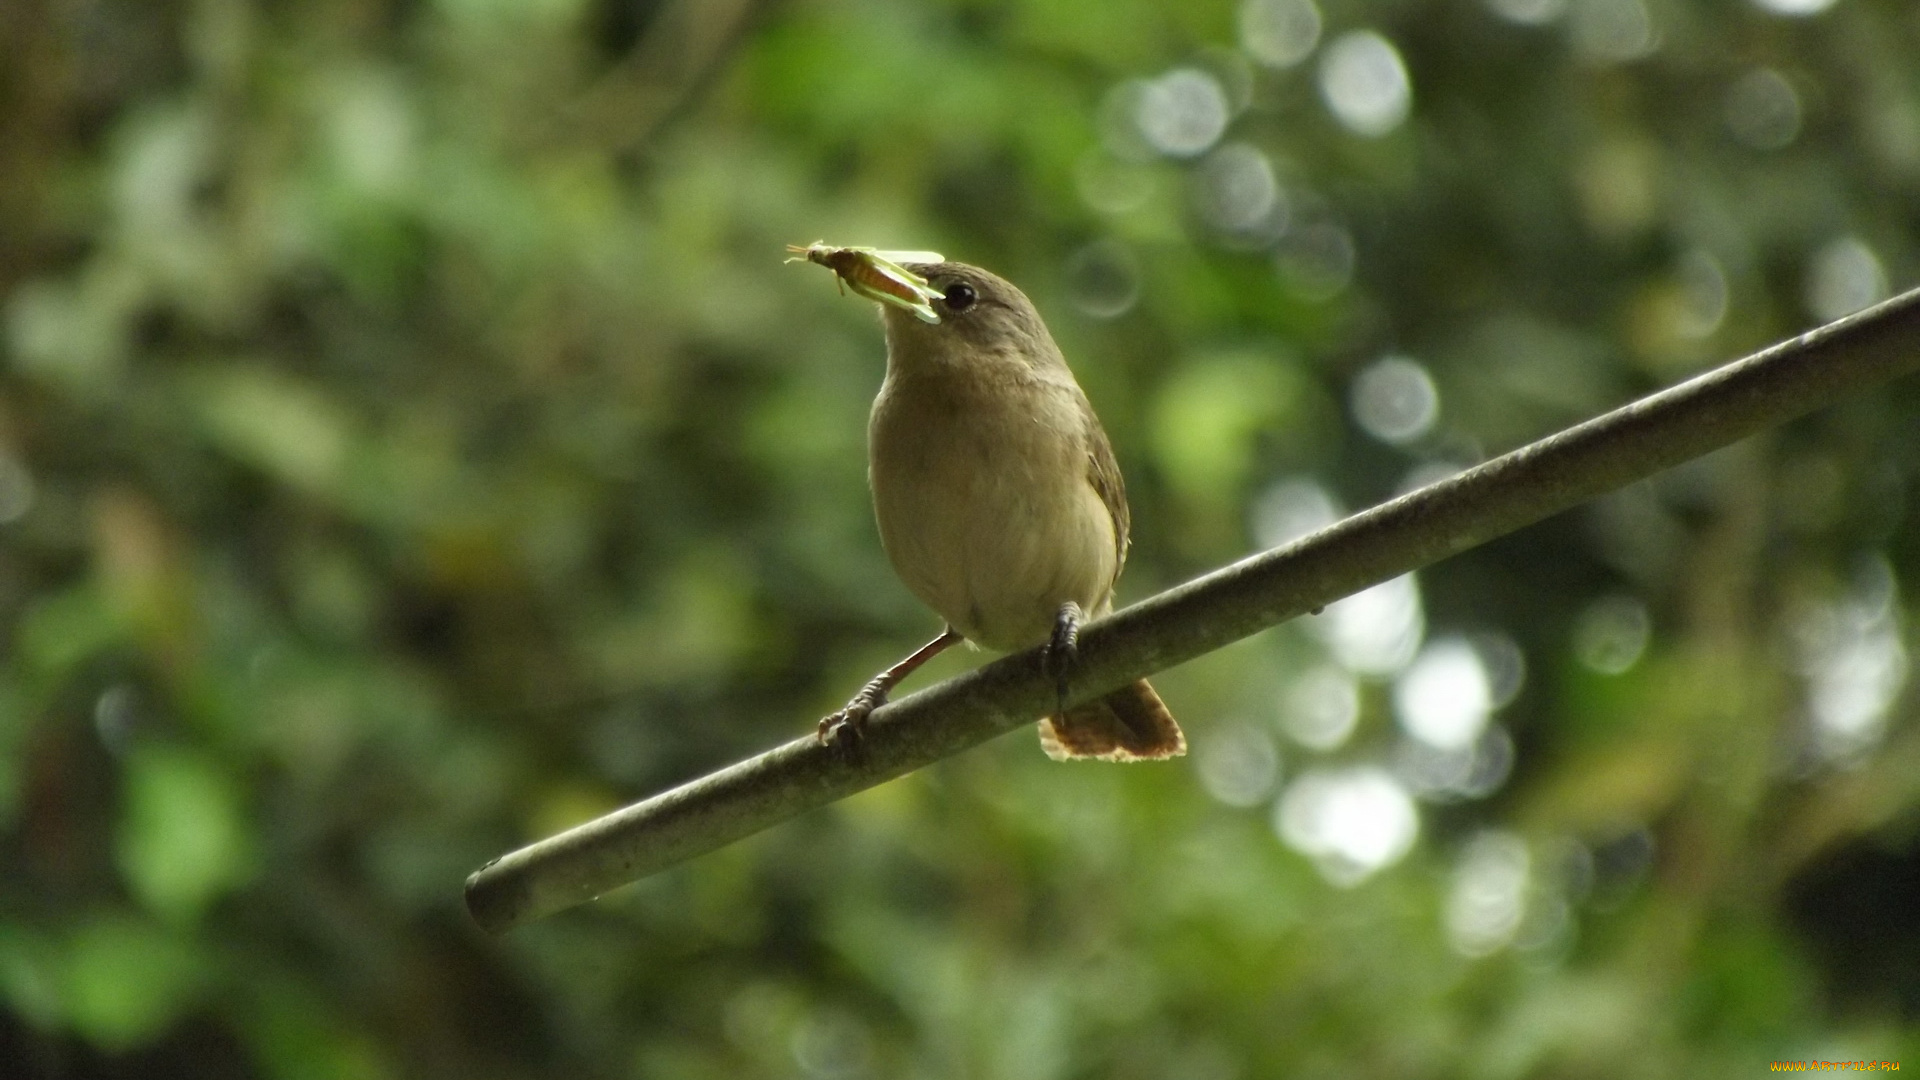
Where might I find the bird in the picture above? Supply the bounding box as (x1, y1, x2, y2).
(799, 248, 1186, 762)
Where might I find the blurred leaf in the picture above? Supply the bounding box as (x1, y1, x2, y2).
(241, 980, 397, 1080)
(2, 268, 139, 397)
(1151, 348, 1306, 551)
(189, 366, 356, 500)
(1681, 915, 1816, 1042)
(17, 585, 132, 690)
(116, 743, 257, 924)
(62, 914, 206, 1052)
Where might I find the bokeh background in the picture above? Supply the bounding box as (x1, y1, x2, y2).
(4, 0, 1919, 1076)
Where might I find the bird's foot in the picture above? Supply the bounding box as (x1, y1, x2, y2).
(1043, 602, 1084, 716)
(815, 628, 964, 763)
(818, 677, 890, 762)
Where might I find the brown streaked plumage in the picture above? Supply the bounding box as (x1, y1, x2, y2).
(808, 256, 1184, 762)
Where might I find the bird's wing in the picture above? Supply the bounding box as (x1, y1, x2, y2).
(1081, 392, 1131, 586)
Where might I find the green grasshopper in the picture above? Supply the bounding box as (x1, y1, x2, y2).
(787, 242, 947, 323)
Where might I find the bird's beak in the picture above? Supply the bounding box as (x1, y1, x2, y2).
(786, 243, 945, 324)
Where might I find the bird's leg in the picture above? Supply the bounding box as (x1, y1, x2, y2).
(1043, 601, 1084, 717)
(819, 627, 964, 757)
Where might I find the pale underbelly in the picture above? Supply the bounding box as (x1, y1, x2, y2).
(872, 442, 1116, 652)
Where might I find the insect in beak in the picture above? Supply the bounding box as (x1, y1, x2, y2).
(786, 242, 947, 323)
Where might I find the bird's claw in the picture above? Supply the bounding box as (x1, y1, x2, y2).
(818, 679, 889, 762)
(1043, 602, 1083, 716)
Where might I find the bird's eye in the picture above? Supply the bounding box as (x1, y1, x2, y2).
(942, 281, 977, 312)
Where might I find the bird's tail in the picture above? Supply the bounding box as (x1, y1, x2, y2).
(1039, 679, 1186, 762)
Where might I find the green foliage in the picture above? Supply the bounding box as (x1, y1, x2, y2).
(117, 743, 257, 923)
(1, 0, 1917, 1075)
(61, 914, 208, 1052)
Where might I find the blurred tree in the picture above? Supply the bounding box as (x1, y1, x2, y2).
(1, 0, 1916, 1077)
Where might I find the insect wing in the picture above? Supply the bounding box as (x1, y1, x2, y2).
(853, 252, 943, 323)
(868, 250, 944, 267)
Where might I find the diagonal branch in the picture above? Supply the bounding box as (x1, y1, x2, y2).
(466, 287, 1920, 934)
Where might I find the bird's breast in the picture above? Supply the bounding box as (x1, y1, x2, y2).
(868, 374, 1117, 651)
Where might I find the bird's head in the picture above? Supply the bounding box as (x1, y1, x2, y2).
(881, 261, 1060, 374)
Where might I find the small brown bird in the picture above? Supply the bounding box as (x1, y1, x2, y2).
(803, 249, 1186, 762)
